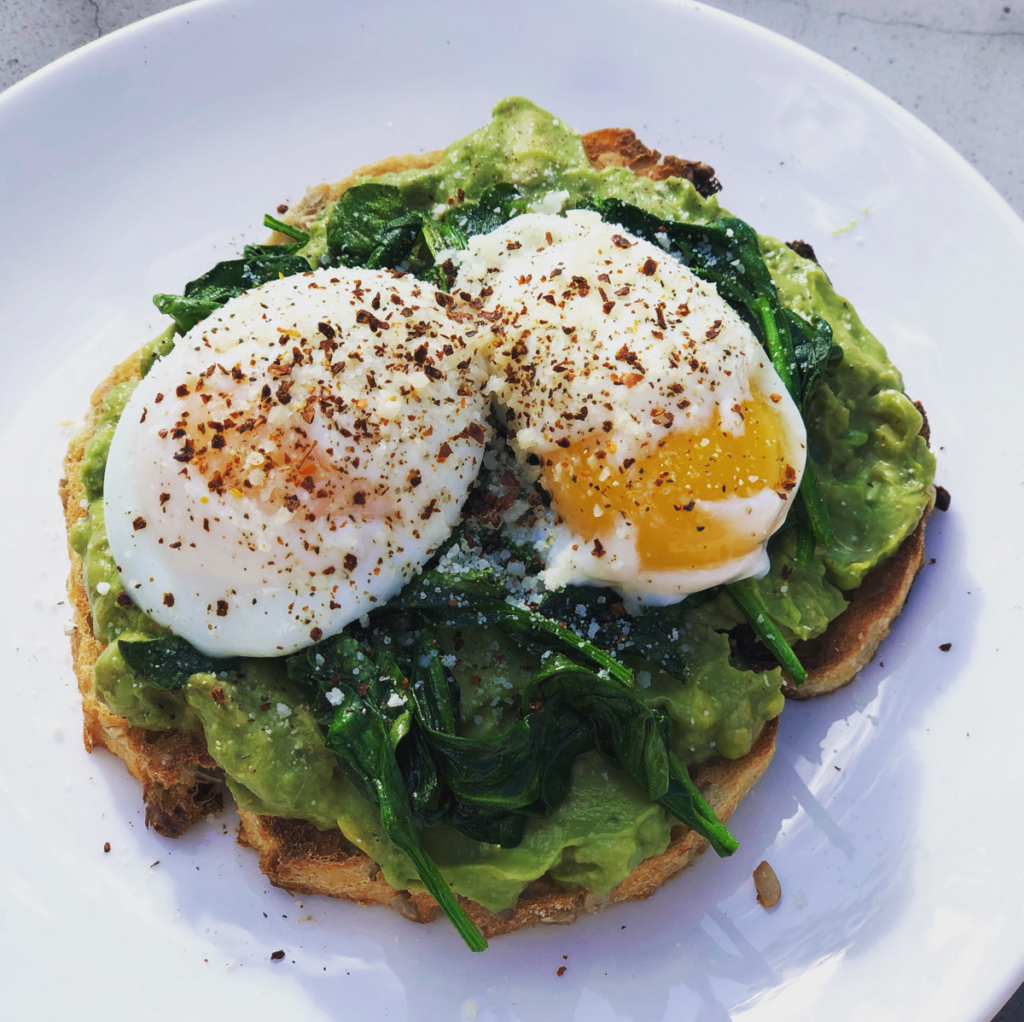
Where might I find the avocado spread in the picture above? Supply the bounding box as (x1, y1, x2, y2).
(73, 98, 934, 913)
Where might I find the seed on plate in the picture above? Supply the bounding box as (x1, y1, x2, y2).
(753, 860, 781, 908)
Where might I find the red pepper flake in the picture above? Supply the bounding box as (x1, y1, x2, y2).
(176, 384, 189, 398)
(437, 442, 453, 462)
(420, 498, 439, 520)
(343, 553, 358, 571)
(210, 686, 226, 704)
(506, 241, 522, 251)
(355, 309, 389, 331)
(611, 234, 631, 249)
(706, 319, 723, 339)
(355, 684, 370, 698)
(132, 516, 147, 531)
(216, 600, 229, 617)
(310, 627, 323, 642)
(591, 538, 606, 558)
(154, 393, 164, 403)
(103, 842, 111, 853)
(939, 642, 952, 652)
(173, 440, 195, 463)
(408, 469, 422, 488)
(602, 300, 616, 315)
(557, 966, 567, 977)
(163, 593, 175, 607)
(270, 950, 285, 962)
(641, 258, 658, 276)
(116, 591, 133, 608)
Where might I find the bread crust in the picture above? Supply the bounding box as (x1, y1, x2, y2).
(60, 128, 927, 935)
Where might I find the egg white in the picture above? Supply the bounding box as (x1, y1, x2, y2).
(104, 268, 489, 656)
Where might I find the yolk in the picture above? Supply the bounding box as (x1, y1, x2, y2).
(542, 394, 797, 571)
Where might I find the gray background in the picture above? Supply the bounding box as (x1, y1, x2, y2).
(1, 1, 1021, 1018)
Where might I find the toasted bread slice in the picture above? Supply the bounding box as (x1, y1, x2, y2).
(61, 129, 928, 936)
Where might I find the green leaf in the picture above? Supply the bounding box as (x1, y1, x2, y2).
(784, 308, 841, 404)
(325, 692, 486, 951)
(535, 585, 717, 678)
(262, 213, 310, 245)
(446, 183, 529, 238)
(153, 248, 310, 333)
(118, 635, 240, 691)
(426, 693, 594, 846)
(152, 293, 223, 334)
(726, 579, 807, 685)
(326, 183, 410, 267)
(297, 633, 484, 950)
(386, 569, 632, 684)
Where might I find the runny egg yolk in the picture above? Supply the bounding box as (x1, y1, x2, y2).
(543, 392, 798, 571)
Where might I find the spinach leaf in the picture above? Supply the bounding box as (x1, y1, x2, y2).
(325, 689, 487, 951)
(725, 579, 806, 685)
(784, 308, 841, 405)
(262, 213, 310, 246)
(118, 635, 240, 691)
(326, 183, 412, 267)
(385, 568, 632, 684)
(152, 294, 223, 335)
(426, 692, 594, 847)
(324, 181, 527, 283)
(445, 183, 529, 238)
(293, 633, 486, 951)
(420, 653, 737, 856)
(153, 246, 310, 333)
(526, 656, 738, 855)
(535, 585, 718, 678)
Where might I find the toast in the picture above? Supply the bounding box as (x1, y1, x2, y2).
(60, 128, 930, 935)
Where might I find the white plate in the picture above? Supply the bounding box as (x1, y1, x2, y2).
(1, 1, 1020, 1019)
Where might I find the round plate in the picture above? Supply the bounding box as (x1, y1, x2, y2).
(1, 1, 1020, 1019)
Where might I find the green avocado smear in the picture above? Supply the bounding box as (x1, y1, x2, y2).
(74, 98, 933, 933)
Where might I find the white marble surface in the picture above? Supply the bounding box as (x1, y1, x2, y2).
(1, 2, 1021, 1019)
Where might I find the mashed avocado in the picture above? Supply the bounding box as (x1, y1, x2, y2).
(74, 97, 934, 911)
